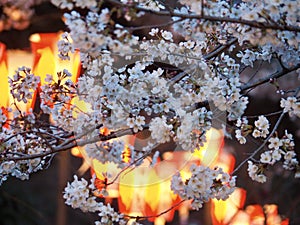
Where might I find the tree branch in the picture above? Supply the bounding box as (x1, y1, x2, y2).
(105, 0, 300, 32)
(204, 38, 238, 60)
(241, 64, 300, 92)
(126, 18, 184, 31)
(231, 111, 286, 175)
(2, 125, 149, 161)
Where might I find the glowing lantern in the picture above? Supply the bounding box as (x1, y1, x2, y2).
(30, 32, 81, 84)
(214, 150, 236, 174)
(152, 151, 199, 225)
(211, 188, 247, 225)
(92, 160, 121, 199)
(6, 49, 34, 112)
(29, 33, 81, 120)
(264, 204, 289, 225)
(0, 42, 8, 108)
(193, 128, 224, 167)
(118, 159, 161, 217)
(212, 193, 290, 225)
(30, 33, 58, 69)
(150, 164, 179, 224)
(243, 204, 289, 225)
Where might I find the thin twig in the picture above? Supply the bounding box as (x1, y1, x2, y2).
(204, 38, 238, 60)
(126, 18, 184, 31)
(123, 199, 186, 220)
(245, 110, 283, 119)
(231, 111, 286, 175)
(241, 64, 300, 91)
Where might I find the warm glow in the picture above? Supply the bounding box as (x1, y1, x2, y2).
(154, 217, 166, 225)
(7, 50, 34, 112)
(245, 204, 265, 224)
(211, 188, 246, 225)
(33, 47, 55, 84)
(0, 42, 8, 108)
(193, 128, 223, 166)
(70, 147, 82, 157)
(71, 96, 91, 118)
(230, 211, 250, 225)
(160, 151, 199, 181)
(214, 151, 236, 174)
(29, 33, 41, 43)
(30, 32, 81, 83)
(92, 160, 121, 198)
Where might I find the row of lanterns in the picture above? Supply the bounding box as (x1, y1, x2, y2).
(79, 128, 232, 225)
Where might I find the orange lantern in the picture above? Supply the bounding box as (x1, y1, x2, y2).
(152, 151, 199, 224)
(118, 158, 161, 218)
(0, 42, 9, 108)
(214, 150, 236, 174)
(193, 128, 224, 167)
(30, 32, 81, 84)
(30, 33, 59, 69)
(29, 32, 81, 116)
(211, 188, 247, 225)
(243, 204, 289, 225)
(212, 192, 290, 225)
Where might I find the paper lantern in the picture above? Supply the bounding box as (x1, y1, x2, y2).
(193, 128, 224, 167)
(6, 49, 34, 112)
(214, 150, 236, 174)
(118, 159, 161, 217)
(92, 160, 121, 199)
(30, 32, 81, 83)
(0, 42, 8, 108)
(153, 151, 199, 224)
(211, 188, 247, 225)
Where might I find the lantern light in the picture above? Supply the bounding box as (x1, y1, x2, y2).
(0, 42, 8, 108)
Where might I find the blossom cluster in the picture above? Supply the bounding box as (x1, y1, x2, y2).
(280, 97, 300, 118)
(46, 0, 299, 207)
(0, 67, 78, 185)
(252, 115, 270, 138)
(9, 67, 40, 104)
(40, 69, 76, 128)
(85, 140, 135, 168)
(0, 130, 51, 184)
(172, 0, 299, 69)
(51, 0, 97, 10)
(63, 175, 130, 224)
(248, 130, 299, 183)
(171, 164, 236, 210)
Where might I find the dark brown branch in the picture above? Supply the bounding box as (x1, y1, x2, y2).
(241, 64, 300, 92)
(204, 38, 238, 60)
(2, 125, 149, 161)
(105, 0, 300, 32)
(126, 18, 184, 32)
